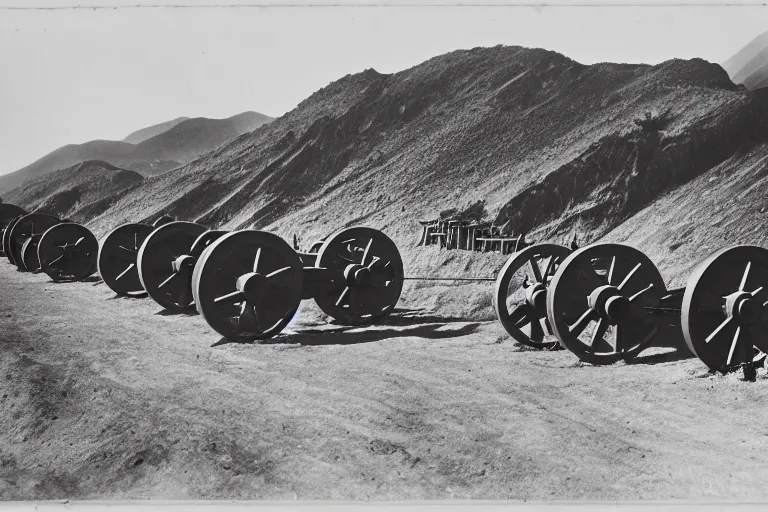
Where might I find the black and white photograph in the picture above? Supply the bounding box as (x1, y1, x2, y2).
(1, 0, 768, 505)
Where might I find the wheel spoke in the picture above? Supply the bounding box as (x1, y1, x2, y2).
(48, 254, 65, 267)
(115, 263, 135, 282)
(608, 256, 617, 285)
(617, 262, 641, 291)
(214, 290, 246, 304)
(266, 266, 292, 279)
(739, 262, 751, 292)
(590, 318, 610, 353)
(529, 258, 543, 283)
(705, 317, 733, 344)
(569, 308, 597, 335)
(629, 283, 654, 302)
(509, 304, 532, 326)
(543, 255, 558, 280)
(335, 287, 349, 307)
(253, 247, 262, 273)
(726, 326, 741, 365)
(529, 318, 544, 341)
(157, 272, 177, 289)
(361, 238, 374, 266)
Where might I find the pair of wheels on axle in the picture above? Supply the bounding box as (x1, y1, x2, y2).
(1, 205, 99, 282)
(98, 221, 404, 342)
(494, 242, 768, 373)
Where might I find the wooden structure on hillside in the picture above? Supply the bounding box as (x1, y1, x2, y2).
(417, 218, 530, 254)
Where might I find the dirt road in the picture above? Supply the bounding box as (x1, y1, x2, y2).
(1, 262, 768, 500)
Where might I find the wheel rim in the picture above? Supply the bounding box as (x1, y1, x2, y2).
(192, 230, 303, 342)
(98, 223, 154, 296)
(3, 216, 23, 264)
(494, 243, 571, 349)
(682, 245, 768, 371)
(38, 223, 98, 281)
(137, 221, 208, 312)
(0, 205, 26, 257)
(8, 213, 61, 272)
(313, 226, 403, 326)
(546, 243, 667, 365)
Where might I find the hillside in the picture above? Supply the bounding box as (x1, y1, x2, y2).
(4, 160, 144, 222)
(133, 112, 273, 164)
(723, 30, 768, 90)
(123, 116, 190, 144)
(0, 112, 273, 194)
(5, 45, 768, 317)
(43, 46, 758, 317)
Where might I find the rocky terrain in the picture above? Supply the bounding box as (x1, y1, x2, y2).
(0, 111, 273, 194)
(3, 160, 144, 222)
(3, 44, 768, 500)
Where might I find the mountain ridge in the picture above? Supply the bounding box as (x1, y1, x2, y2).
(0, 111, 274, 194)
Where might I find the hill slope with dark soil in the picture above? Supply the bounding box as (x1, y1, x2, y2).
(4, 160, 144, 222)
(0, 112, 273, 194)
(57, 45, 766, 316)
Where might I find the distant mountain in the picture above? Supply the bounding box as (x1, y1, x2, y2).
(0, 111, 274, 194)
(122, 116, 190, 144)
(4, 160, 144, 221)
(722, 30, 768, 90)
(134, 112, 273, 164)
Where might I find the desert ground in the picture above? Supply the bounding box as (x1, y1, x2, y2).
(2, 258, 768, 501)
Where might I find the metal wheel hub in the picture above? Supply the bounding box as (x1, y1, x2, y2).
(237, 272, 271, 302)
(588, 285, 622, 315)
(524, 282, 547, 311)
(726, 291, 760, 324)
(344, 264, 371, 285)
(172, 255, 196, 273)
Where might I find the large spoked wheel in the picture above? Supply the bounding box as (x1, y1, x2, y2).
(3, 216, 23, 265)
(38, 223, 99, 281)
(8, 213, 61, 272)
(98, 223, 154, 296)
(682, 245, 768, 372)
(494, 243, 572, 349)
(314, 226, 404, 325)
(0, 204, 26, 257)
(192, 230, 303, 342)
(137, 221, 208, 312)
(546, 243, 667, 365)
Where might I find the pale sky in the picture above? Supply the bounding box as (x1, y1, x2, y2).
(0, 0, 767, 175)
